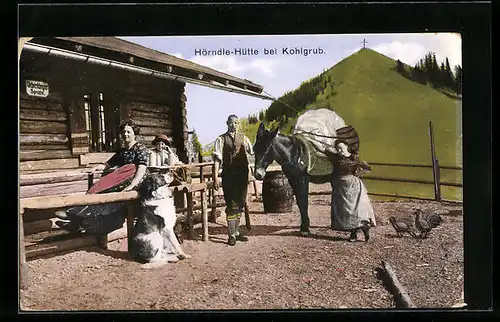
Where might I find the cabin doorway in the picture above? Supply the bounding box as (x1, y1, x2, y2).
(83, 91, 120, 152)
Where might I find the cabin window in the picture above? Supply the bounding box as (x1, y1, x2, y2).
(84, 94, 92, 140)
(84, 92, 120, 152)
(99, 97, 106, 149)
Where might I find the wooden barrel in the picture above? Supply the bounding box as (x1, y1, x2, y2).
(262, 170, 293, 213)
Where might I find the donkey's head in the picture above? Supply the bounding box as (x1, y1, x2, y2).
(253, 122, 279, 180)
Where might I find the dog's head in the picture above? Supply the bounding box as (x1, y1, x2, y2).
(138, 171, 174, 202)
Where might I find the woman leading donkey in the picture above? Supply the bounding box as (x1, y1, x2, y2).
(329, 139, 376, 241)
(253, 108, 376, 242)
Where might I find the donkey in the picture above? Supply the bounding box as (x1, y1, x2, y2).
(253, 122, 334, 236)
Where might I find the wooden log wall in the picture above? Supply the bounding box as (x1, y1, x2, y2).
(19, 92, 73, 161)
(119, 92, 175, 148)
(170, 82, 189, 163)
(181, 90, 189, 154)
(19, 81, 83, 171)
(19, 52, 190, 195)
(20, 54, 90, 171)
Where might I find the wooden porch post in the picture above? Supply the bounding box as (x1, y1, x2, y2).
(201, 188, 208, 241)
(126, 202, 136, 254)
(209, 163, 217, 223)
(19, 208, 29, 290)
(87, 172, 94, 191)
(186, 192, 194, 240)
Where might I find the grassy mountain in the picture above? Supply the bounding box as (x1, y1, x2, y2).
(242, 48, 462, 200)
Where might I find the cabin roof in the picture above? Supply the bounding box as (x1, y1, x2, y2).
(25, 37, 273, 99)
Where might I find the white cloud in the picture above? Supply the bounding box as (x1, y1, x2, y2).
(372, 34, 462, 68)
(373, 41, 426, 66)
(431, 33, 462, 68)
(249, 59, 278, 77)
(186, 55, 281, 78)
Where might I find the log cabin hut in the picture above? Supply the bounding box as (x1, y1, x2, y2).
(19, 37, 273, 199)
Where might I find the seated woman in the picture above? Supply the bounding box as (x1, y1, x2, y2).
(148, 134, 190, 210)
(148, 134, 182, 167)
(329, 140, 376, 242)
(55, 120, 149, 234)
(148, 134, 190, 185)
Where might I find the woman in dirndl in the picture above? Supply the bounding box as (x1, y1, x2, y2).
(55, 119, 149, 234)
(330, 140, 376, 242)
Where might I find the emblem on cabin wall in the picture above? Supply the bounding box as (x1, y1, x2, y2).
(25, 80, 49, 97)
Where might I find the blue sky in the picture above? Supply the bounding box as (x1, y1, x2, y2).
(120, 33, 461, 145)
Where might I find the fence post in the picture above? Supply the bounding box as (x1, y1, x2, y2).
(428, 121, 441, 201)
(436, 159, 442, 202)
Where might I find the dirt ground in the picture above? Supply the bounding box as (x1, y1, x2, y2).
(20, 188, 464, 311)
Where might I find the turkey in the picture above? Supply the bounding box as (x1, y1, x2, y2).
(414, 208, 432, 238)
(423, 213, 443, 228)
(388, 216, 417, 237)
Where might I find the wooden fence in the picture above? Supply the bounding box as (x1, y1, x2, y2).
(366, 121, 462, 203)
(308, 121, 462, 203)
(361, 161, 462, 203)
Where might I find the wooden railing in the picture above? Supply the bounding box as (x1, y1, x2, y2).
(360, 121, 462, 203)
(300, 159, 463, 203)
(19, 179, 213, 290)
(360, 160, 463, 203)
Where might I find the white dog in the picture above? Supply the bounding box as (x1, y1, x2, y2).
(130, 171, 191, 268)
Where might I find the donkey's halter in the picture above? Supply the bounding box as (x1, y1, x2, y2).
(273, 134, 305, 170)
(257, 133, 276, 167)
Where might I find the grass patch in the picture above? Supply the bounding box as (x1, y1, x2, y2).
(242, 48, 462, 201)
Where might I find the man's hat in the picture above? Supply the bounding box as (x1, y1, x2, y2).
(152, 134, 171, 146)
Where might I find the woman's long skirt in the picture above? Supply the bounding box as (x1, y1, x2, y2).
(331, 174, 376, 231)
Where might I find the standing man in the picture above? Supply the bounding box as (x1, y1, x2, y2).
(213, 114, 254, 246)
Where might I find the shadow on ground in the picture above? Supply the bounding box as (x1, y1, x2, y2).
(188, 224, 351, 243)
(27, 245, 136, 263)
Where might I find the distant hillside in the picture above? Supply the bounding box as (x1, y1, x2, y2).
(201, 141, 215, 157)
(242, 48, 462, 168)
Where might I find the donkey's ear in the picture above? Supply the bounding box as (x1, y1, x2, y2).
(270, 127, 279, 138)
(257, 122, 266, 137)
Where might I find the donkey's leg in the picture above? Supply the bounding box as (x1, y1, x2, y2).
(288, 172, 310, 235)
